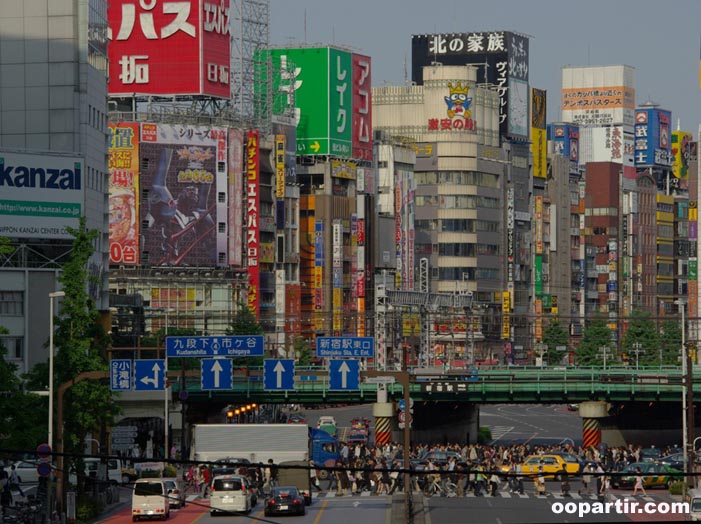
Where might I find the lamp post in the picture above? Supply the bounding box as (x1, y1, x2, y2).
(48, 291, 65, 450)
(675, 298, 688, 497)
(599, 345, 610, 371)
(631, 342, 642, 371)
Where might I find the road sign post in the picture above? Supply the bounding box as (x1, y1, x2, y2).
(329, 360, 360, 391)
(263, 359, 295, 391)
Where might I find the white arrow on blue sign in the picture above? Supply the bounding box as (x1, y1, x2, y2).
(329, 359, 359, 391)
(110, 359, 132, 391)
(134, 359, 165, 390)
(201, 358, 233, 390)
(264, 359, 295, 391)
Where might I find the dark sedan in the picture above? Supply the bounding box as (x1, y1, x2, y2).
(611, 462, 682, 489)
(264, 486, 306, 517)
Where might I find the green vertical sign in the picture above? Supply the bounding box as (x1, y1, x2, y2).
(542, 294, 551, 310)
(534, 255, 542, 296)
(328, 47, 352, 157)
(690, 259, 698, 280)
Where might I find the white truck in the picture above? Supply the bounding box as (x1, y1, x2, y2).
(190, 424, 315, 504)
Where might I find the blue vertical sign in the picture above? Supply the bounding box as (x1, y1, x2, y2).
(263, 359, 295, 391)
(110, 359, 132, 391)
(328, 359, 359, 391)
(201, 358, 233, 390)
(134, 359, 165, 391)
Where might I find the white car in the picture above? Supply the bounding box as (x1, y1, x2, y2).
(6, 460, 40, 488)
(316, 416, 337, 428)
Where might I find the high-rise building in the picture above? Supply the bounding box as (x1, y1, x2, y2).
(0, 0, 110, 374)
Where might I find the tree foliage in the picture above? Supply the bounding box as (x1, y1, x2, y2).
(576, 316, 614, 367)
(0, 327, 47, 455)
(659, 320, 682, 366)
(620, 310, 660, 367)
(542, 320, 569, 366)
(227, 304, 265, 367)
(51, 218, 117, 493)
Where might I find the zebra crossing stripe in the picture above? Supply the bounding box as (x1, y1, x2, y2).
(499, 491, 511, 498)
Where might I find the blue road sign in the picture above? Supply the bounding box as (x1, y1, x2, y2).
(201, 358, 233, 391)
(165, 335, 264, 358)
(110, 359, 132, 391)
(264, 359, 295, 391)
(329, 359, 359, 391)
(134, 359, 165, 390)
(316, 337, 375, 358)
(468, 368, 479, 382)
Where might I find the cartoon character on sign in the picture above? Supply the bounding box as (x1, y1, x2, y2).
(444, 81, 472, 119)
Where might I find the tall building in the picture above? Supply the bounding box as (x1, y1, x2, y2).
(373, 64, 511, 361)
(0, 0, 110, 374)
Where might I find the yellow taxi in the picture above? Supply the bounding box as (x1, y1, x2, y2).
(514, 454, 580, 479)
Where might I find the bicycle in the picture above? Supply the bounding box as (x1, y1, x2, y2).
(422, 476, 458, 498)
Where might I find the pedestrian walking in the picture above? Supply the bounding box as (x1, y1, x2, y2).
(580, 463, 593, 495)
(632, 468, 647, 497)
(8, 466, 23, 498)
(310, 461, 322, 492)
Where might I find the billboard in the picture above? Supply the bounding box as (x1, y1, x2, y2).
(109, 122, 140, 264)
(531, 88, 547, 179)
(412, 31, 529, 140)
(561, 65, 635, 127)
(139, 123, 226, 266)
(227, 129, 244, 266)
(314, 220, 324, 310)
(352, 53, 373, 161)
(246, 130, 260, 317)
(108, 0, 231, 97)
(0, 151, 83, 240)
(548, 124, 580, 174)
(672, 130, 692, 179)
(263, 47, 362, 157)
(634, 107, 672, 168)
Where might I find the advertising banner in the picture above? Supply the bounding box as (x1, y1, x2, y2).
(535, 298, 543, 341)
(672, 130, 692, 179)
(263, 47, 355, 157)
(333, 219, 343, 335)
(139, 123, 225, 266)
(352, 53, 373, 161)
(108, 0, 231, 97)
(534, 255, 543, 296)
(411, 31, 529, 140)
(275, 134, 285, 198)
(634, 107, 672, 168)
(109, 122, 140, 264)
(0, 151, 83, 240)
(535, 196, 543, 254)
(531, 88, 547, 179)
(501, 291, 511, 340)
(314, 220, 324, 310)
(549, 124, 580, 174)
(245, 130, 260, 317)
(562, 86, 635, 126)
(227, 129, 243, 266)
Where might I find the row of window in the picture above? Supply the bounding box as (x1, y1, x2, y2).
(414, 171, 499, 188)
(438, 267, 500, 281)
(415, 219, 500, 233)
(414, 195, 500, 209)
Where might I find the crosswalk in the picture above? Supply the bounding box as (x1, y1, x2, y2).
(488, 425, 515, 443)
(312, 491, 658, 502)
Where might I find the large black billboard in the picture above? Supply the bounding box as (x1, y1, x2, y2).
(412, 31, 529, 141)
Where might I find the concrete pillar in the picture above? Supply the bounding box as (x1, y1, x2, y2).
(373, 402, 394, 446)
(579, 401, 608, 448)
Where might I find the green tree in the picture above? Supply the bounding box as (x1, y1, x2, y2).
(542, 320, 569, 366)
(52, 217, 117, 494)
(659, 320, 682, 366)
(620, 310, 660, 367)
(293, 337, 314, 366)
(0, 327, 47, 455)
(576, 316, 614, 367)
(227, 303, 265, 367)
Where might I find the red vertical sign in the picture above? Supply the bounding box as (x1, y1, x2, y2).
(246, 130, 260, 317)
(352, 54, 373, 161)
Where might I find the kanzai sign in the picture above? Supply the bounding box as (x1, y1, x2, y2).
(165, 335, 264, 358)
(316, 337, 374, 358)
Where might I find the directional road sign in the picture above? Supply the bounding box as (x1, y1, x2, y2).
(201, 358, 233, 391)
(316, 337, 375, 358)
(110, 359, 132, 391)
(329, 359, 359, 391)
(166, 335, 264, 358)
(134, 359, 165, 390)
(264, 359, 295, 391)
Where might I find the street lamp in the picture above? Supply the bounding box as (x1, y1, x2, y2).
(599, 345, 611, 371)
(48, 291, 65, 450)
(631, 342, 642, 371)
(675, 298, 688, 497)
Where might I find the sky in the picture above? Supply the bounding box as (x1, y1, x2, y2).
(269, 0, 701, 134)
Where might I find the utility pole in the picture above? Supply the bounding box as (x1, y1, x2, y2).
(599, 345, 611, 371)
(631, 342, 642, 371)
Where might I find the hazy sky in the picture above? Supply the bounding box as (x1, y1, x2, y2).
(270, 0, 701, 134)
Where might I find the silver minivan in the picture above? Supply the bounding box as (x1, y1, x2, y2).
(688, 488, 701, 521)
(132, 479, 169, 521)
(210, 474, 251, 515)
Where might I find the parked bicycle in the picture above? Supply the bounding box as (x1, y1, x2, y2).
(422, 475, 458, 498)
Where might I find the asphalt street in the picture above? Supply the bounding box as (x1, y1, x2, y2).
(480, 404, 583, 446)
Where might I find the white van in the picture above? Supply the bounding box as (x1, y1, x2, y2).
(69, 458, 124, 486)
(132, 478, 169, 521)
(688, 488, 701, 521)
(210, 474, 251, 515)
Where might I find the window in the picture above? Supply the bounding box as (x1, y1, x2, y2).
(218, 222, 226, 233)
(218, 192, 226, 203)
(0, 291, 23, 315)
(0, 336, 22, 359)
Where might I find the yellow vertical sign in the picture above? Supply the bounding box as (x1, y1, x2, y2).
(275, 134, 286, 198)
(502, 291, 511, 339)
